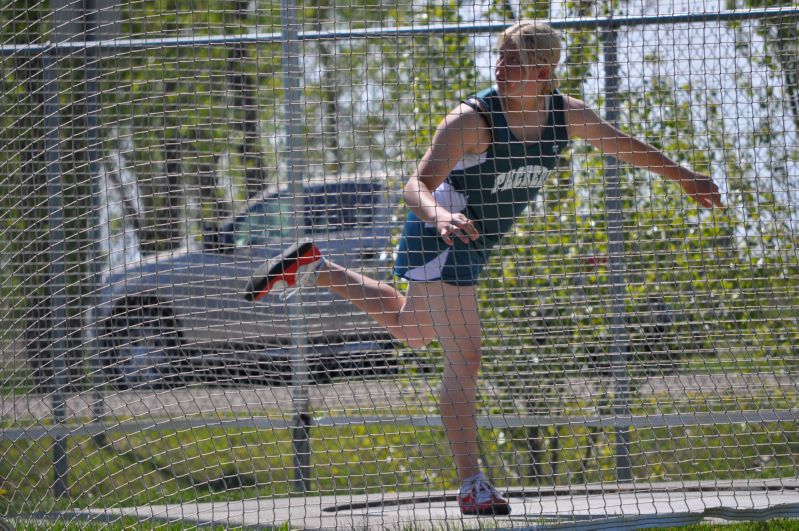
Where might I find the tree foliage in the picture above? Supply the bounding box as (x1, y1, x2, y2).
(479, 8, 799, 395)
(0, 1, 797, 393)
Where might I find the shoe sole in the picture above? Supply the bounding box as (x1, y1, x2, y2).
(460, 505, 512, 516)
(245, 241, 320, 302)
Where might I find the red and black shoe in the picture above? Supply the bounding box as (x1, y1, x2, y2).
(457, 473, 511, 516)
(245, 241, 324, 302)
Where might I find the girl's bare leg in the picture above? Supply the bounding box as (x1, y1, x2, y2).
(315, 261, 436, 349)
(424, 282, 483, 483)
(316, 264, 482, 482)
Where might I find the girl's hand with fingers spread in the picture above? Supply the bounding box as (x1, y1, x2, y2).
(437, 212, 480, 246)
(679, 172, 725, 209)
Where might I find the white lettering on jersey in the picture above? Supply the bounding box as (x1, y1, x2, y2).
(491, 164, 550, 194)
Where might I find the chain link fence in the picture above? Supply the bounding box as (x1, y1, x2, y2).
(2, 0, 799, 528)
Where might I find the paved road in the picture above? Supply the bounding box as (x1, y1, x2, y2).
(74, 480, 799, 530)
(3, 373, 798, 422)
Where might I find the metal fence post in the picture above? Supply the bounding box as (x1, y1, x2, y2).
(281, 0, 312, 493)
(83, 0, 109, 447)
(42, 49, 70, 498)
(602, 21, 633, 483)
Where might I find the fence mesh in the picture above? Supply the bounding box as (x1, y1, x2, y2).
(2, 0, 799, 529)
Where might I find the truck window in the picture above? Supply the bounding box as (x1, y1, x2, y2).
(234, 197, 297, 247)
(304, 184, 377, 232)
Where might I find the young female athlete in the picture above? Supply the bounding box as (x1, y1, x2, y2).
(245, 21, 724, 515)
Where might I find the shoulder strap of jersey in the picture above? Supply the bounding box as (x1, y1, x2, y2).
(550, 90, 570, 144)
(462, 86, 499, 140)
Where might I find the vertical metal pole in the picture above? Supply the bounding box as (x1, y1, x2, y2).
(42, 49, 70, 498)
(601, 22, 632, 483)
(84, 0, 108, 447)
(281, 0, 312, 492)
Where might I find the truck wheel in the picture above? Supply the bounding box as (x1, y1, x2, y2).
(103, 301, 182, 389)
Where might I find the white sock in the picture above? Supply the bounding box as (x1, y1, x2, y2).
(460, 472, 486, 492)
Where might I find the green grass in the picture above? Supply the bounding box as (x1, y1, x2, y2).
(667, 522, 799, 530)
(0, 422, 459, 514)
(11, 518, 232, 530)
(5, 517, 799, 530)
(1, 382, 799, 528)
(2, 420, 799, 516)
(10, 518, 290, 530)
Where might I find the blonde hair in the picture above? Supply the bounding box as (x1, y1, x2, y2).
(498, 21, 562, 93)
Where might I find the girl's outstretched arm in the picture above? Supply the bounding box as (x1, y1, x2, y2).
(563, 95, 724, 209)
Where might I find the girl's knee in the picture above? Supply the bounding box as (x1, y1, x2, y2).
(396, 310, 436, 349)
(386, 320, 435, 349)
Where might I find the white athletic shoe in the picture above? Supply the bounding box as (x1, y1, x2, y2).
(457, 473, 511, 516)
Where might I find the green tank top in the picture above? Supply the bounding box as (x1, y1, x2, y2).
(450, 86, 571, 250)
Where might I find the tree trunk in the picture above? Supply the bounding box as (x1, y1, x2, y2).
(16, 55, 53, 392)
(142, 104, 184, 254)
(775, 20, 799, 133)
(526, 427, 545, 480)
(318, 39, 342, 176)
(495, 0, 516, 20)
(312, 0, 342, 175)
(228, 0, 267, 199)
